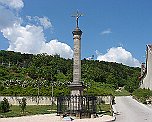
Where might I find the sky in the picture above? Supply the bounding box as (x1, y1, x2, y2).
(0, 0, 152, 67)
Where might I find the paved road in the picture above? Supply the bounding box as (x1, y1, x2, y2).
(113, 96, 152, 122)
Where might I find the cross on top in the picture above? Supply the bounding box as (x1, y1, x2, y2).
(71, 10, 83, 28)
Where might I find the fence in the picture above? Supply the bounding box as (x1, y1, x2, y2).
(57, 95, 97, 118)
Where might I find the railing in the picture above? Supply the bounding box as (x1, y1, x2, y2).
(57, 95, 97, 118)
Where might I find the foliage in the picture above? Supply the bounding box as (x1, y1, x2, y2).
(0, 50, 140, 96)
(132, 88, 152, 104)
(124, 76, 140, 93)
(19, 98, 27, 113)
(84, 82, 115, 96)
(0, 98, 10, 113)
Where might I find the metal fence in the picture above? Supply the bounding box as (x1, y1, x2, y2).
(57, 95, 97, 118)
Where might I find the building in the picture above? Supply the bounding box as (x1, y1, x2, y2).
(140, 45, 152, 90)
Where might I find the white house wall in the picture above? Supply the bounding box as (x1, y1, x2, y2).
(141, 45, 152, 90)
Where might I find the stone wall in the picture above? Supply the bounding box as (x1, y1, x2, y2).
(0, 96, 112, 105)
(0, 96, 56, 105)
(97, 96, 113, 104)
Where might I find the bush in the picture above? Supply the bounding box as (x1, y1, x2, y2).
(133, 88, 152, 104)
(0, 97, 10, 113)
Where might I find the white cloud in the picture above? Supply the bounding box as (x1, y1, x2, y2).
(38, 17, 52, 29)
(26, 16, 32, 21)
(2, 24, 45, 54)
(101, 28, 112, 35)
(96, 47, 140, 67)
(41, 40, 73, 59)
(2, 23, 73, 59)
(0, 6, 19, 29)
(0, 0, 24, 10)
(26, 16, 52, 29)
(0, 1, 73, 59)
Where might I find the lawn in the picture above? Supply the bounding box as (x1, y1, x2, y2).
(0, 103, 112, 118)
(96, 104, 112, 116)
(0, 105, 57, 118)
(114, 89, 130, 96)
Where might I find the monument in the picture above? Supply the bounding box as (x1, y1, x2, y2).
(140, 45, 152, 90)
(69, 11, 84, 96)
(57, 11, 97, 117)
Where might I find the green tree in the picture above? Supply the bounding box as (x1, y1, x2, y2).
(19, 98, 27, 113)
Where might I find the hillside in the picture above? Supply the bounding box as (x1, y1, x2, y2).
(0, 50, 140, 96)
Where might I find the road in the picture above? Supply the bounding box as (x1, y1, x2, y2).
(113, 96, 152, 122)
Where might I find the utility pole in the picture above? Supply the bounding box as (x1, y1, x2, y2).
(50, 72, 54, 111)
(37, 79, 40, 105)
(50, 80, 54, 112)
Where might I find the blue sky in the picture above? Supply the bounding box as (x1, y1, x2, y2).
(0, 0, 152, 67)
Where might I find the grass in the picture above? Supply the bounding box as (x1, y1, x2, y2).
(114, 89, 130, 96)
(0, 105, 57, 118)
(1, 102, 112, 118)
(97, 104, 112, 116)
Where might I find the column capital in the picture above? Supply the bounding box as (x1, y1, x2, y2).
(72, 28, 82, 36)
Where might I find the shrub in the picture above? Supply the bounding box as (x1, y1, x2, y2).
(0, 97, 10, 113)
(133, 88, 152, 104)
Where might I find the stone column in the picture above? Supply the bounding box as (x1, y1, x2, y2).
(69, 27, 84, 96)
(73, 28, 82, 84)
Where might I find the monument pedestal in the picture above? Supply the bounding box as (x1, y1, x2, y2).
(69, 82, 84, 96)
(68, 82, 84, 118)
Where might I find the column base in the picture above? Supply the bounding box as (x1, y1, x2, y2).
(68, 82, 84, 96)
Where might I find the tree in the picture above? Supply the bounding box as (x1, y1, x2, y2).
(19, 98, 26, 113)
(0, 50, 141, 96)
(125, 76, 139, 93)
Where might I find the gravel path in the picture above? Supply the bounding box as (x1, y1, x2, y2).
(113, 96, 152, 122)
